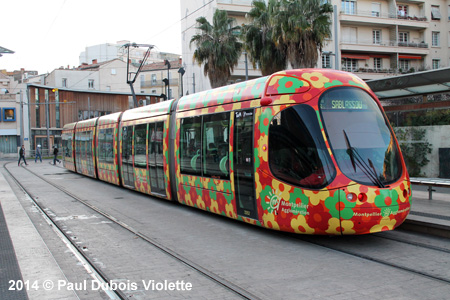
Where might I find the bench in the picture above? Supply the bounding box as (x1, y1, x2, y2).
(410, 177, 450, 200)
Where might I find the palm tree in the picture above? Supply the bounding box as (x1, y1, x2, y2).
(190, 10, 243, 88)
(273, 0, 333, 68)
(242, 0, 287, 76)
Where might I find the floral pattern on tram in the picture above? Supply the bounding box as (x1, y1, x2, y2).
(175, 69, 410, 235)
(255, 70, 410, 235)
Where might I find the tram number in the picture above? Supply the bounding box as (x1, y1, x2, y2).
(244, 210, 251, 216)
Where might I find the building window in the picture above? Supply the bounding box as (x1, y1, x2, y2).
(372, 3, 381, 17)
(341, 0, 356, 15)
(432, 59, 440, 69)
(342, 58, 358, 72)
(373, 30, 381, 45)
(35, 88, 40, 128)
(398, 32, 409, 44)
(432, 32, 440, 47)
(151, 74, 157, 85)
(398, 5, 408, 18)
(322, 54, 331, 68)
(2, 108, 16, 121)
(62, 78, 67, 87)
(374, 58, 382, 70)
(88, 79, 94, 89)
(55, 90, 60, 128)
(431, 5, 441, 20)
(399, 59, 410, 71)
(111, 68, 116, 75)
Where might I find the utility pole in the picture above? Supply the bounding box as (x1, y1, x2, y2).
(124, 43, 154, 108)
(244, 51, 248, 81)
(165, 60, 171, 99)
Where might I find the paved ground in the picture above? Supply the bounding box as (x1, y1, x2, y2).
(1, 159, 449, 300)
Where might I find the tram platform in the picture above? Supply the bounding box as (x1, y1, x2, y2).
(0, 160, 449, 299)
(0, 162, 78, 299)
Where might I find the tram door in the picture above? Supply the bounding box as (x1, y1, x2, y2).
(234, 110, 257, 219)
(122, 126, 135, 188)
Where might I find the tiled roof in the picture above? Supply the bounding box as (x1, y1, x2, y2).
(141, 59, 182, 72)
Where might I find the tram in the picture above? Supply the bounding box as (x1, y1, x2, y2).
(62, 69, 411, 235)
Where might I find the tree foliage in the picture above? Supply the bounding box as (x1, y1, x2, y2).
(241, 0, 287, 76)
(190, 10, 243, 88)
(272, 0, 333, 69)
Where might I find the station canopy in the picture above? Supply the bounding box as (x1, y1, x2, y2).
(0, 46, 14, 55)
(366, 67, 450, 100)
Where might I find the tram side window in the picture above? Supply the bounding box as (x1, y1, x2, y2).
(104, 128, 114, 163)
(180, 116, 202, 176)
(86, 131, 94, 174)
(98, 129, 106, 163)
(134, 124, 147, 169)
(62, 133, 72, 158)
(269, 105, 335, 189)
(203, 113, 230, 179)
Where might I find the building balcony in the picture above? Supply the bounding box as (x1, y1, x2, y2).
(217, 0, 252, 15)
(340, 10, 429, 29)
(141, 78, 179, 89)
(340, 40, 429, 56)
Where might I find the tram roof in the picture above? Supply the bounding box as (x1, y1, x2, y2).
(98, 112, 122, 126)
(62, 122, 77, 131)
(121, 99, 174, 122)
(76, 117, 98, 129)
(366, 67, 450, 100)
(177, 76, 269, 112)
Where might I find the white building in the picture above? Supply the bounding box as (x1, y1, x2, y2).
(181, 0, 450, 91)
(45, 59, 137, 94)
(79, 40, 180, 66)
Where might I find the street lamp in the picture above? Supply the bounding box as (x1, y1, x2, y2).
(164, 60, 171, 99)
(162, 78, 169, 101)
(178, 67, 185, 97)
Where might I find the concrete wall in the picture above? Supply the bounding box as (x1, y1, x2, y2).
(398, 125, 450, 177)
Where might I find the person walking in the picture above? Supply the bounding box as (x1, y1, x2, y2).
(35, 144, 42, 163)
(18, 145, 28, 166)
(53, 146, 61, 165)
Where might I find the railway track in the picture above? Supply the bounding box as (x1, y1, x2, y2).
(4, 162, 450, 298)
(4, 162, 261, 300)
(290, 231, 450, 285)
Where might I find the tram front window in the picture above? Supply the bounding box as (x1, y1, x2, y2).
(319, 87, 402, 186)
(269, 105, 335, 189)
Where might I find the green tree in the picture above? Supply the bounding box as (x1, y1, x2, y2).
(190, 10, 243, 88)
(272, 0, 333, 68)
(242, 0, 287, 76)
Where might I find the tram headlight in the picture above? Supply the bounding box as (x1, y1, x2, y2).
(346, 193, 356, 201)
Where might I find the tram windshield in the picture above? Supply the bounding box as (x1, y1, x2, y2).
(319, 87, 402, 187)
(269, 104, 336, 189)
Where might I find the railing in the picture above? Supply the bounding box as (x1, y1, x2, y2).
(341, 39, 428, 49)
(410, 178, 450, 200)
(341, 9, 428, 22)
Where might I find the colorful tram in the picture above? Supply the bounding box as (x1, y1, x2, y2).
(62, 69, 411, 235)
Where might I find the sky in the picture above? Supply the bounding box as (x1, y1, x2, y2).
(1, 0, 182, 74)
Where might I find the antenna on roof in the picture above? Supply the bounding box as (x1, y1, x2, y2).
(122, 43, 154, 108)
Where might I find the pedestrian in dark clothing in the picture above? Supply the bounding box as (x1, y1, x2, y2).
(35, 144, 42, 163)
(53, 146, 61, 165)
(18, 145, 28, 166)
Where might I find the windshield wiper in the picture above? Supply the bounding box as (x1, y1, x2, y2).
(343, 130, 385, 188)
